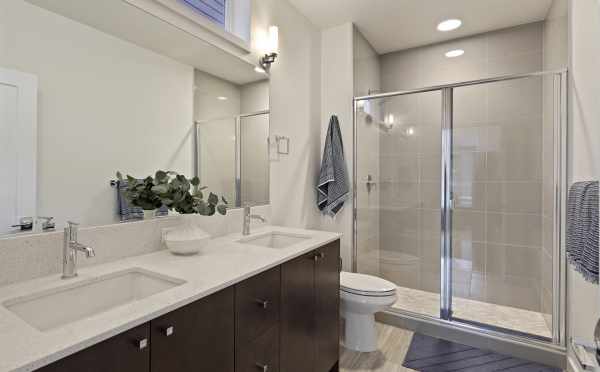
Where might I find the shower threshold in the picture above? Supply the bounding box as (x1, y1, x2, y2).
(392, 286, 552, 339)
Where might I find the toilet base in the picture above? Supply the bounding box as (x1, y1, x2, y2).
(341, 312, 378, 352)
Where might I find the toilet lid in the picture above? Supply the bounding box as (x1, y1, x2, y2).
(340, 272, 396, 297)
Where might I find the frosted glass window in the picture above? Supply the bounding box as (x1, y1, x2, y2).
(183, 0, 226, 27)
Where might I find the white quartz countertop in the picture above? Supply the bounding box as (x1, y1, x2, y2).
(0, 226, 341, 372)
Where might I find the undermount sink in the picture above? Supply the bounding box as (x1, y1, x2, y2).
(3, 268, 185, 332)
(237, 231, 311, 249)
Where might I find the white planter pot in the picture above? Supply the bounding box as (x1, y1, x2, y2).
(143, 209, 156, 219)
(164, 214, 211, 255)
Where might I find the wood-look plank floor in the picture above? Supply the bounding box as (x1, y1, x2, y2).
(340, 323, 417, 372)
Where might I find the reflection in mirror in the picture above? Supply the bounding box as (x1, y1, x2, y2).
(0, 0, 269, 237)
(194, 70, 270, 208)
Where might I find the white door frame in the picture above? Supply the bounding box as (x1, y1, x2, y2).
(0, 67, 38, 227)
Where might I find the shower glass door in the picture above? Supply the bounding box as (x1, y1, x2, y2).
(354, 90, 442, 319)
(450, 75, 554, 340)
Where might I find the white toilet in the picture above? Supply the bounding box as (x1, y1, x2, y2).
(340, 271, 397, 352)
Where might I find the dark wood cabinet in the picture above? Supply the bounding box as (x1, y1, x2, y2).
(150, 287, 235, 372)
(35, 239, 340, 372)
(315, 241, 341, 372)
(281, 240, 340, 372)
(37, 323, 150, 372)
(280, 250, 317, 372)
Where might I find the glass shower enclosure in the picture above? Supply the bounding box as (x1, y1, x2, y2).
(353, 70, 567, 345)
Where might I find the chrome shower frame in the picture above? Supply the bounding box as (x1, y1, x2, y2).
(352, 69, 568, 350)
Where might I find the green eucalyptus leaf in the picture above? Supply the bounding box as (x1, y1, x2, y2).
(155, 170, 167, 181)
(151, 184, 169, 194)
(208, 192, 218, 206)
(196, 200, 208, 215)
(207, 204, 216, 216)
(190, 177, 200, 186)
(221, 196, 228, 204)
(217, 204, 227, 215)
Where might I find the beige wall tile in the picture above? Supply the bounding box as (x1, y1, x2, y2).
(452, 210, 486, 243)
(454, 182, 486, 211)
(486, 213, 542, 247)
(485, 182, 542, 214)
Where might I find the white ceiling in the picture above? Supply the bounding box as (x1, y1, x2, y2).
(288, 0, 553, 54)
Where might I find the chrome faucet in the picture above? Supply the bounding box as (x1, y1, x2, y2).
(243, 205, 266, 235)
(62, 221, 95, 279)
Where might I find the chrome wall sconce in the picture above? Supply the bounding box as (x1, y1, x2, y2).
(258, 26, 279, 71)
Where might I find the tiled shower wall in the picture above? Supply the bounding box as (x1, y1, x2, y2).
(377, 23, 548, 312)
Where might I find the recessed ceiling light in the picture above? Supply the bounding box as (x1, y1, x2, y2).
(254, 66, 266, 74)
(437, 19, 462, 32)
(445, 49, 465, 58)
(217, 96, 228, 100)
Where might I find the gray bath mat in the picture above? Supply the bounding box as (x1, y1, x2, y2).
(403, 333, 561, 372)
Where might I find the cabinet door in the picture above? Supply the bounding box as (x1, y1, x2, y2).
(314, 240, 341, 372)
(36, 323, 150, 372)
(280, 251, 316, 372)
(150, 287, 234, 372)
(235, 266, 280, 344)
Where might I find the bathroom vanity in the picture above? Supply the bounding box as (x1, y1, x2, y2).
(0, 227, 340, 372)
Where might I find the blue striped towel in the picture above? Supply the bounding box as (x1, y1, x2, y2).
(116, 180, 169, 221)
(317, 115, 349, 217)
(566, 181, 599, 284)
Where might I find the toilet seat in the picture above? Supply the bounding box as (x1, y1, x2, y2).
(340, 272, 396, 297)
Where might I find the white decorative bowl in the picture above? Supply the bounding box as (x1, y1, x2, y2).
(164, 215, 212, 255)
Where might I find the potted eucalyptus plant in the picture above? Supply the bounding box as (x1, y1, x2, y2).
(116, 170, 228, 217)
(116, 170, 229, 255)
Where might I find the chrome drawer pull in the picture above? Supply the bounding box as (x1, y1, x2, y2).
(313, 251, 325, 261)
(255, 299, 269, 309)
(255, 363, 269, 372)
(164, 326, 174, 337)
(136, 338, 148, 350)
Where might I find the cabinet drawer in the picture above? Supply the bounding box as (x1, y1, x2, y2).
(36, 323, 150, 372)
(236, 326, 279, 372)
(235, 266, 280, 343)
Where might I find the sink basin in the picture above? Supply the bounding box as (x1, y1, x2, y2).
(3, 268, 185, 331)
(237, 232, 311, 249)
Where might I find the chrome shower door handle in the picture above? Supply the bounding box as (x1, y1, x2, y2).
(365, 174, 376, 192)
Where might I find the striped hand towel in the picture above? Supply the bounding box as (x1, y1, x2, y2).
(317, 115, 349, 217)
(566, 181, 599, 284)
(116, 180, 169, 221)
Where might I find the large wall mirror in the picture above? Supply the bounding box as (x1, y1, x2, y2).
(0, 0, 269, 236)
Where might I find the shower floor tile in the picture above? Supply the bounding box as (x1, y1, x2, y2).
(392, 286, 552, 339)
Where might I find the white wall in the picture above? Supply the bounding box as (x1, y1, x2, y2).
(240, 80, 269, 113)
(320, 23, 354, 269)
(251, 0, 322, 228)
(568, 0, 600, 370)
(0, 0, 194, 228)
